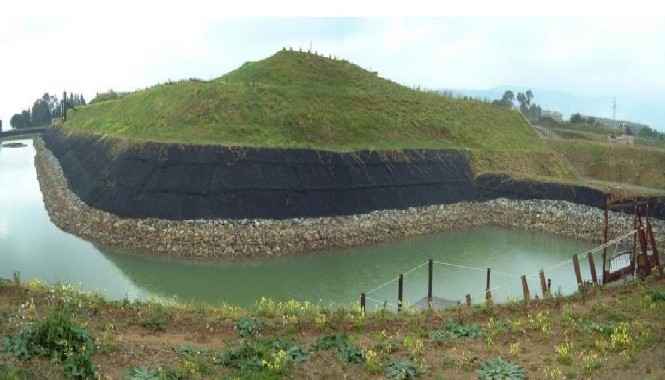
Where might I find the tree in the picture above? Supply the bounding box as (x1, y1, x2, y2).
(10, 113, 27, 129)
(30, 94, 52, 126)
(516, 91, 532, 114)
(10, 110, 32, 129)
(491, 90, 515, 109)
(48, 94, 61, 118)
(517, 90, 539, 121)
(570, 113, 583, 123)
(528, 104, 542, 121)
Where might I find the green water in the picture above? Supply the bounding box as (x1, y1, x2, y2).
(0, 139, 599, 310)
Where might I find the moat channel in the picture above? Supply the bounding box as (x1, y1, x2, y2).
(0, 139, 598, 309)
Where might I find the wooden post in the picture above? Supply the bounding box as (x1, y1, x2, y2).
(427, 259, 433, 302)
(360, 293, 365, 315)
(539, 270, 548, 297)
(573, 253, 583, 289)
(521, 275, 530, 302)
(638, 226, 650, 277)
(398, 274, 403, 313)
(602, 197, 609, 284)
(465, 294, 472, 307)
(485, 268, 492, 300)
(634, 204, 649, 277)
(647, 220, 661, 275)
(587, 252, 598, 284)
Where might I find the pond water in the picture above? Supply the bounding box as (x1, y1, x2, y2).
(0, 139, 599, 310)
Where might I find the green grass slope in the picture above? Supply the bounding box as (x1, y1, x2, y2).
(64, 50, 575, 180)
(550, 140, 665, 191)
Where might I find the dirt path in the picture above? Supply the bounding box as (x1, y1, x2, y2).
(581, 177, 665, 195)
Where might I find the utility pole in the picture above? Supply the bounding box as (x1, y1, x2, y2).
(612, 97, 616, 127)
(61, 91, 67, 123)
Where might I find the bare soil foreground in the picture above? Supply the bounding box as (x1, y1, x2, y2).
(1, 273, 665, 379)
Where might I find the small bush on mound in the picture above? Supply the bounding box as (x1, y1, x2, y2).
(476, 356, 526, 380)
(1, 309, 97, 379)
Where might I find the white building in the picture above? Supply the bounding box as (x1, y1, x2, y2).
(607, 127, 634, 145)
(541, 110, 563, 123)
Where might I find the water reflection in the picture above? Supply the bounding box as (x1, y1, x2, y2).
(97, 226, 598, 309)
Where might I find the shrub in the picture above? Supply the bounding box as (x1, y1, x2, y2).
(139, 304, 167, 332)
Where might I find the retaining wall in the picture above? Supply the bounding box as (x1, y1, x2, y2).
(42, 128, 476, 220)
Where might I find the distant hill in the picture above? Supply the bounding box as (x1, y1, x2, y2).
(445, 86, 665, 132)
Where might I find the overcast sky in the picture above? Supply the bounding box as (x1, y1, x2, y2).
(1, 2, 664, 131)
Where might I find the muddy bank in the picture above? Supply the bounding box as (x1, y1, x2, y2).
(34, 137, 664, 259)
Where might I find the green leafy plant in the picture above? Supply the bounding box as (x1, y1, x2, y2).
(584, 322, 616, 336)
(476, 357, 526, 380)
(429, 318, 483, 340)
(0, 363, 37, 380)
(125, 366, 161, 380)
(338, 339, 365, 365)
(312, 334, 364, 365)
(219, 337, 308, 378)
(284, 344, 309, 365)
(178, 344, 218, 357)
(383, 359, 424, 379)
(30, 310, 95, 361)
(312, 333, 345, 351)
(234, 315, 263, 339)
(62, 351, 98, 379)
(645, 289, 665, 302)
(219, 340, 265, 372)
(1, 309, 98, 379)
(1, 329, 36, 361)
(140, 305, 167, 332)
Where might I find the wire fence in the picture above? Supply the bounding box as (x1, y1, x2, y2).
(361, 228, 640, 312)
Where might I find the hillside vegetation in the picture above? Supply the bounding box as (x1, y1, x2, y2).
(63, 49, 575, 180)
(550, 140, 665, 192)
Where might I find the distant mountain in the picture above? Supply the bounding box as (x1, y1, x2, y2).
(444, 86, 665, 132)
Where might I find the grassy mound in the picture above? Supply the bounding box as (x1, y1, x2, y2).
(63, 50, 575, 180)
